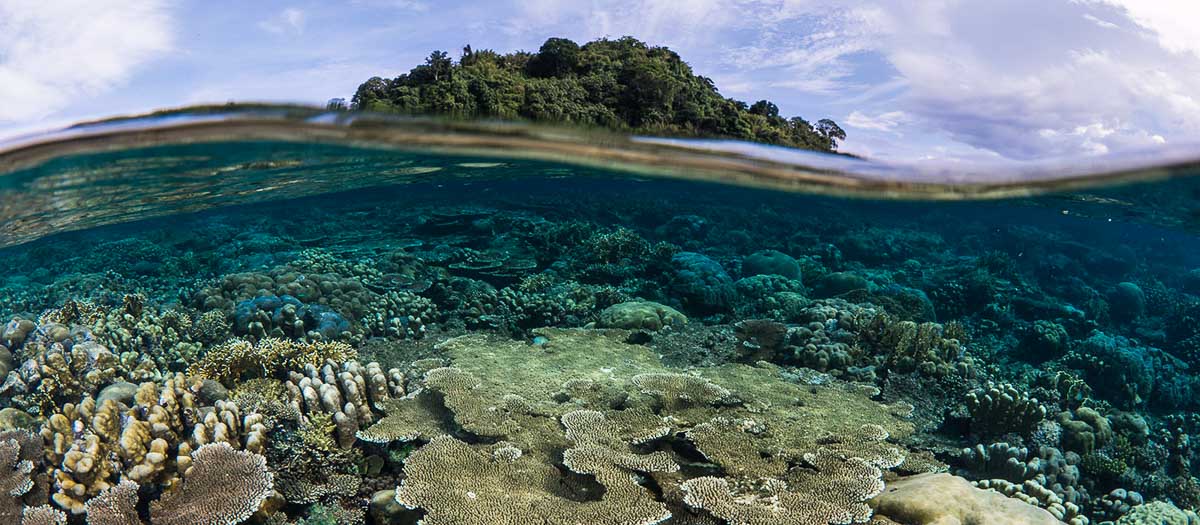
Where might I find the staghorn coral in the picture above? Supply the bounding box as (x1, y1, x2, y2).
(189, 337, 356, 385)
(149, 442, 274, 525)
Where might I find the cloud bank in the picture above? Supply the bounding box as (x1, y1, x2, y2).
(0, 0, 172, 123)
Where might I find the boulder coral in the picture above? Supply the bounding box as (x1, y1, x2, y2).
(871, 472, 1062, 524)
(597, 300, 686, 331)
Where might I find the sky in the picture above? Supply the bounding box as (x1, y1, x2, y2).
(2, 0, 1200, 165)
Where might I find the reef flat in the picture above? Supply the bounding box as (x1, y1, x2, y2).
(2, 173, 1200, 525)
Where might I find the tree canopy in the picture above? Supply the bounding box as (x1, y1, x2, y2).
(350, 36, 845, 152)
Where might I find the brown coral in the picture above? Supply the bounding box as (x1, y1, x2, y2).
(149, 442, 274, 525)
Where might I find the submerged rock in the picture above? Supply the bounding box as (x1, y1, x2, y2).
(1109, 282, 1146, 323)
(669, 252, 734, 314)
(871, 472, 1062, 524)
(597, 301, 686, 331)
(742, 249, 801, 281)
(813, 272, 868, 298)
(96, 381, 138, 407)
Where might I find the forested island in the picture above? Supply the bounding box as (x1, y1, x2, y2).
(348, 37, 845, 152)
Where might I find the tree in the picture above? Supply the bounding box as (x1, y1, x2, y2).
(749, 100, 779, 119)
(816, 118, 846, 149)
(347, 36, 845, 152)
(527, 37, 581, 78)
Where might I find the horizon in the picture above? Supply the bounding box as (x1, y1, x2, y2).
(2, 1, 1198, 166)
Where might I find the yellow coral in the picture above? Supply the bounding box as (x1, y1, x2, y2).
(189, 337, 356, 384)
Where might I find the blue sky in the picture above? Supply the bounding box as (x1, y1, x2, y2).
(2, 0, 1199, 165)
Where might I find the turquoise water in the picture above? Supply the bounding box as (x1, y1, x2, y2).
(3, 110, 1200, 524)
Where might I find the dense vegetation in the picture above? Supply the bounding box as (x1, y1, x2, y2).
(348, 37, 845, 152)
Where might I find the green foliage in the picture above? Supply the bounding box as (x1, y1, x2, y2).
(351, 36, 844, 152)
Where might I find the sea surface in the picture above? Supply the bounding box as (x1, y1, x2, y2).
(2, 107, 1200, 524)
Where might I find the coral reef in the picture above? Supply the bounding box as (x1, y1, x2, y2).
(3, 165, 1200, 524)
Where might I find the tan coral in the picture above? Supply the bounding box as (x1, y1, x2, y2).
(149, 442, 274, 525)
(395, 435, 671, 525)
(189, 337, 356, 385)
(85, 480, 140, 525)
(40, 374, 270, 512)
(284, 359, 404, 448)
(632, 372, 732, 410)
(681, 450, 885, 525)
(21, 505, 68, 525)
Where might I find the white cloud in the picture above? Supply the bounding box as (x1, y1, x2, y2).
(846, 110, 908, 132)
(0, 0, 172, 123)
(1085, 0, 1200, 56)
(676, 0, 1200, 160)
(1083, 13, 1119, 30)
(259, 8, 307, 36)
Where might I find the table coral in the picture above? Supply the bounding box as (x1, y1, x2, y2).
(150, 443, 274, 525)
(395, 435, 672, 525)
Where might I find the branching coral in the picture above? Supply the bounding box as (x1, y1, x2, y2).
(189, 337, 356, 385)
(0, 430, 40, 522)
(859, 313, 966, 377)
(965, 382, 1047, 437)
(40, 374, 268, 513)
(21, 505, 67, 525)
(284, 359, 405, 447)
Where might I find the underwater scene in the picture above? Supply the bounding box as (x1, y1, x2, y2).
(3, 114, 1200, 525)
